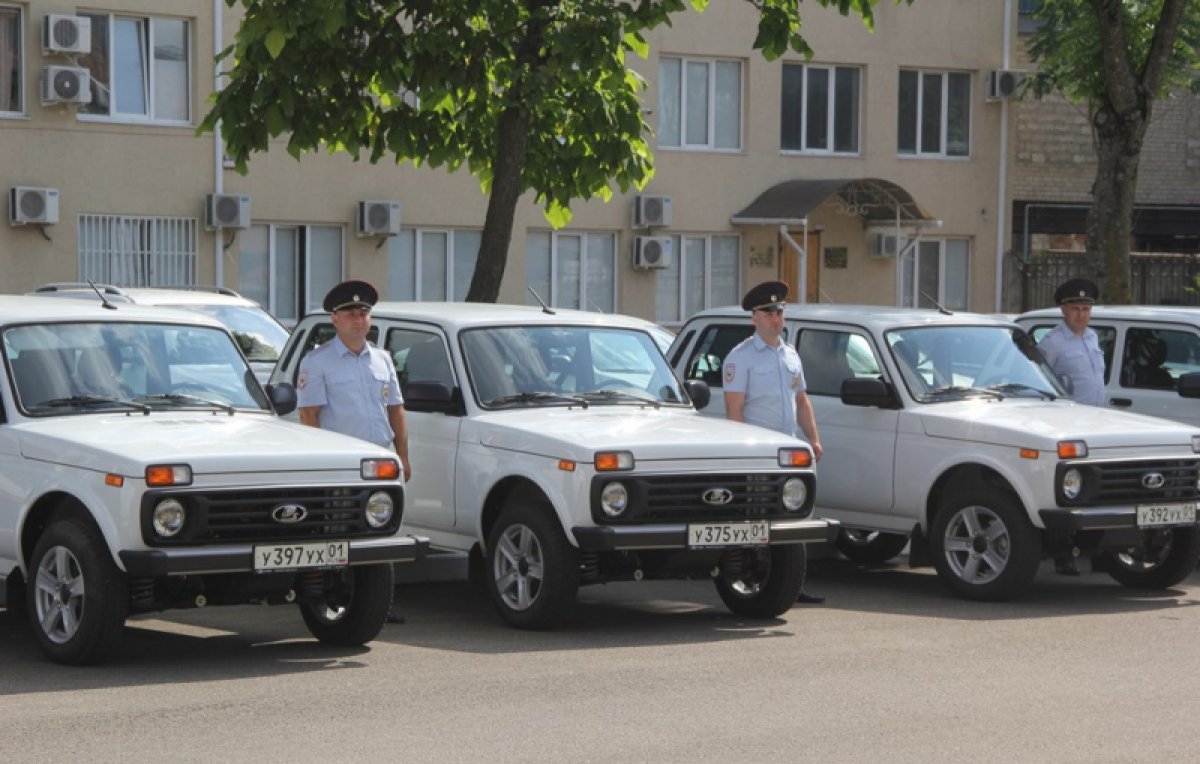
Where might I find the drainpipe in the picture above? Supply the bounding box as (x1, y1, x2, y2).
(213, 0, 224, 288)
(994, 0, 1014, 311)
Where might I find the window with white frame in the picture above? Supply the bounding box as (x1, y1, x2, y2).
(0, 6, 21, 115)
(781, 64, 860, 154)
(78, 214, 197, 286)
(655, 234, 740, 324)
(900, 238, 970, 311)
(78, 13, 189, 122)
(525, 231, 615, 312)
(897, 70, 970, 158)
(658, 56, 742, 150)
(386, 228, 481, 301)
(238, 224, 343, 325)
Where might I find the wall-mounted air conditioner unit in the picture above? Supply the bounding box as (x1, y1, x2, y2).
(632, 236, 673, 269)
(43, 14, 91, 55)
(205, 193, 252, 230)
(869, 231, 907, 259)
(40, 66, 91, 105)
(633, 194, 672, 228)
(986, 69, 1028, 101)
(357, 200, 402, 237)
(9, 187, 60, 226)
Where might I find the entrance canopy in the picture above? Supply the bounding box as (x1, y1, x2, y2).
(730, 177, 936, 227)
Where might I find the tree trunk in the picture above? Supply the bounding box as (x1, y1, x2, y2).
(466, 105, 529, 303)
(1085, 102, 1148, 305)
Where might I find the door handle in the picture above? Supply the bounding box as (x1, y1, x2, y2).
(1110, 398, 1132, 407)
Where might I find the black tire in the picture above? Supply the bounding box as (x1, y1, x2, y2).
(300, 563, 394, 647)
(930, 488, 1041, 601)
(714, 544, 806, 619)
(835, 528, 909, 564)
(1101, 526, 1200, 590)
(485, 500, 579, 630)
(26, 519, 128, 665)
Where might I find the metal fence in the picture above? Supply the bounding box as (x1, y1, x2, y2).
(1011, 252, 1200, 311)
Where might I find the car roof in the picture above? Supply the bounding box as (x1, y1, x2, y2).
(0, 294, 229, 327)
(317, 301, 667, 332)
(687, 303, 1016, 332)
(30, 283, 262, 308)
(1017, 305, 1200, 323)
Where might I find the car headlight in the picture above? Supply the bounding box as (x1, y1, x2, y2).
(365, 491, 395, 528)
(600, 481, 629, 517)
(782, 477, 808, 511)
(1062, 468, 1083, 500)
(152, 498, 186, 538)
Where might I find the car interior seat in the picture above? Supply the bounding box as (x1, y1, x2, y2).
(1126, 334, 1174, 389)
(10, 349, 74, 408)
(403, 339, 455, 388)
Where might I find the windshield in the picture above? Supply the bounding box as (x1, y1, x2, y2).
(174, 304, 290, 363)
(885, 325, 1066, 403)
(3, 321, 270, 416)
(461, 325, 687, 408)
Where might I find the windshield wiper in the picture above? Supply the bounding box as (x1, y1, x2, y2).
(985, 382, 1057, 400)
(925, 385, 1005, 401)
(136, 393, 236, 415)
(487, 391, 589, 409)
(36, 395, 151, 414)
(577, 390, 662, 409)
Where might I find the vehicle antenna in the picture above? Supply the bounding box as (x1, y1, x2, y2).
(526, 287, 555, 315)
(88, 280, 117, 310)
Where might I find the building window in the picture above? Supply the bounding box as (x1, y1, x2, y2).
(897, 70, 970, 158)
(781, 64, 860, 154)
(526, 231, 615, 312)
(900, 238, 970, 310)
(0, 6, 21, 114)
(78, 13, 189, 123)
(658, 56, 742, 150)
(655, 234, 740, 324)
(239, 224, 343, 325)
(78, 214, 197, 286)
(387, 228, 481, 301)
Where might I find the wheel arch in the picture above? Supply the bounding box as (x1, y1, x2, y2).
(478, 476, 558, 553)
(925, 463, 1026, 531)
(20, 492, 110, 573)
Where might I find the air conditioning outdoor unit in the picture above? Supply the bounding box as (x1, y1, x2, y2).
(205, 193, 252, 230)
(42, 14, 92, 55)
(632, 236, 673, 269)
(357, 200, 402, 236)
(986, 69, 1028, 101)
(9, 187, 60, 226)
(40, 66, 91, 105)
(868, 231, 907, 259)
(633, 194, 672, 228)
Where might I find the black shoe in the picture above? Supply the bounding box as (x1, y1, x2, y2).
(796, 590, 826, 604)
(385, 608, 406, 624)
(1054, 559, 1081, 576)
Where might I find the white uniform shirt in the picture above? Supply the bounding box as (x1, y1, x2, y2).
(1037, 322, 1106, 406)
(722, 334, 807, 436)
(296, 335, 404, 447)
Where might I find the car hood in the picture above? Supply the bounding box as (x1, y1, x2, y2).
(14, 413, 395, 475)
(917, 399, 1198, 450)
(472, 407, 804, 462)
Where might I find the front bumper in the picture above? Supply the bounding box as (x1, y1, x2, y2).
(572, 518, 838, 551)
(1039, 507, 1197, 532)
(118, 535, 429, 576)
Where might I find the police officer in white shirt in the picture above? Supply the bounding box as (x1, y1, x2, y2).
(1037, 278, 1105, 407)
(722, 281, 825, 604)
(297, 280, 411, 480)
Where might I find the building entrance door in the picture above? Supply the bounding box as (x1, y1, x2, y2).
(778, 230, 820, 303)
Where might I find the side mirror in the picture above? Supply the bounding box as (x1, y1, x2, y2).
(841, 378, 900, 409)
(1177, 372, 1200, 399)
(267, 382, 298, 416)
(684, 379, 711, 410)
(403, 381, 464, 415)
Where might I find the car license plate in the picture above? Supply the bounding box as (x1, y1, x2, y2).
(1136, 502, 1197, 528)
(687, 522, 769, 548)
(254, 540, 349, 572)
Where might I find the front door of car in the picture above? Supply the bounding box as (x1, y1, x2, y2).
(1111, 322, 1200, 425)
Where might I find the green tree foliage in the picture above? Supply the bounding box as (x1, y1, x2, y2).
(1026, 0, 1200, 304)
(201, 0, 903, 302)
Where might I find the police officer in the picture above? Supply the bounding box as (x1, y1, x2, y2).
(722, 281, 825, 604)
(1037, 277, 1103, 576)
(1037, 278, 1105, 407)
(297, 280, 411, 481)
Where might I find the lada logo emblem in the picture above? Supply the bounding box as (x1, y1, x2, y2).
(1141, 472, 1166, 490)
(702, 487, 734, 506)
(272, 504, 308, 524)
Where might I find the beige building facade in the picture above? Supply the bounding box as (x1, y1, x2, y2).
(3, 1, 1045, 325)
